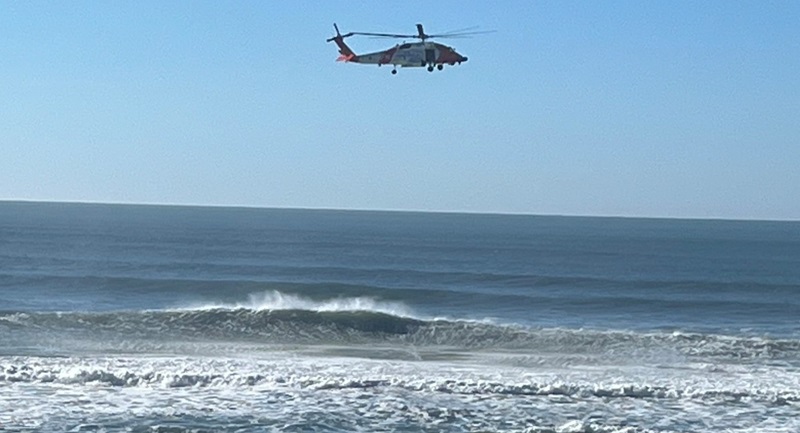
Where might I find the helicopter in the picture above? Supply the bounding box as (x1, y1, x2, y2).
(326, 23, 493, 74)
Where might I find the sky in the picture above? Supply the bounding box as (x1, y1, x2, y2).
(2, 1, 799, 220)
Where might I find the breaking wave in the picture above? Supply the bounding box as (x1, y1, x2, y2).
(180, 290, 417, 317)
(2, 291, 799, 362)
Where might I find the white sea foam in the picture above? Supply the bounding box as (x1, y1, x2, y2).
(2, 355, 799, 401)
(2, 354, 799, 432)
(178, 290, 417, 318)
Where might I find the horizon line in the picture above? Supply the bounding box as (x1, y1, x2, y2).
(1, 198, 797, 223)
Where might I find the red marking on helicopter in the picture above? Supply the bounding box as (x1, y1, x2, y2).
(379, 46, 398, 65)
(435, 45, 465, 65)
(325, 23, 493, 74)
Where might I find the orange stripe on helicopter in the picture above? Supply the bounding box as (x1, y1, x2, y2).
(435, 46, 463, 64)
(379, 46, 398, 65)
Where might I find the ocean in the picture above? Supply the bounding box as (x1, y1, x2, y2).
(1, 201, 798, 432)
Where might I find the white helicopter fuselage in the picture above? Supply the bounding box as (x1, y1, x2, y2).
(354, 42, 467, 68)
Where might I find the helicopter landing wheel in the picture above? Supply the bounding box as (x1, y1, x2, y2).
(437, 64, 443, 71)
(427, 65, 434, 72)
(391, 69, 397, 75)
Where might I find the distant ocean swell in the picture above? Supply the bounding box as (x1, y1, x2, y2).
(3, 270, 798, 297)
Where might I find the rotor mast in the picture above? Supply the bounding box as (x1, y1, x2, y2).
(416, 24, 428, 41)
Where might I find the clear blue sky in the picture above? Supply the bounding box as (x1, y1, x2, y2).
(2, 1, 799, 220)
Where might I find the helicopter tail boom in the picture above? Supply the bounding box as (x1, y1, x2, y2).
(327, 23, 358, 62)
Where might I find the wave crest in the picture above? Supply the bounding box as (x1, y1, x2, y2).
(2, 291, 800, 361)
(183, 290, 416, 318)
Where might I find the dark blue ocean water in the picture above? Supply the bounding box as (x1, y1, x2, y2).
(1, 201, 799, 432)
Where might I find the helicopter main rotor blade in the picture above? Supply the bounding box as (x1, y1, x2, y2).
(438, 26, 481, 35)
(425, 29, 497, 39)
(346, 25, 496, 41)
(351, 31, 417, 39)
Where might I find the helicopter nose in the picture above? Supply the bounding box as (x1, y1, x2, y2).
(461, 56, 468, 62)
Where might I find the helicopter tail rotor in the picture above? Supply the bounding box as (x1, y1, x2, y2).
(326, 23, 354, 43)
(327, 23, 358, 62)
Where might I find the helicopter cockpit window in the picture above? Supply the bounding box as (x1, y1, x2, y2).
(399, 44, 412, 50)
